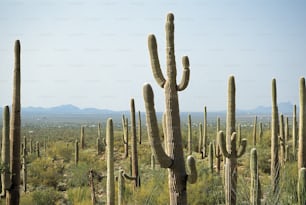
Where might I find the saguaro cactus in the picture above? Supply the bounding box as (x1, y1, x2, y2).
(138, 111, 142, 145)
(208, 142, 214, 173)
(271, 78, 280, 196)
(106, 118, 115, 205)
(187, 114, 192, 155)
(198, 123, 203, 154)
(203, 106, 208, 158)
(118, 168, 125, 205)
(22, 148, 27, 193)
(36, 141, 40, 158)
(298, 167, 306, 205)
(299, 77, 306, 171)
(144, 13, 197, 205)
(293, 104, 297, 160)
(259, 122, 263, 142)
(80, 125, 85, 149)
(7, 40, 21, 205)
(1, 106, 10, 197)
(122, 115, 129, 158)
(279, 114, 285, 165)
(253, 116, 257, 146)
(215, 117, 222, 173)
(128, 99, 140, 187)
(75, 140, 79, 165)
(218, 76, 247, 205)
(250, 148, 261, 205)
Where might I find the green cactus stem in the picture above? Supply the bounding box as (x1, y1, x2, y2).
(7, 40, 21, 205)
(299, 77, 306, 170)
(203, 106, 208, 158)
(22, 148, 27, 193)
(253, 116, 257, 146)
(106, 118, 115, 205)
(198, 123, 203, 155)
(271, 78, 280, 197)
(293, 104, 297, 160)
(250, 148, 261, 205)
(97, 137, 102, 155)
(214, 117, 222, 173)
(75, 140, 79, 165)
(279, 114, 286, 165)
(122, 115, 129, 158)
(138, 111, 142, 145)
(1, 106, 10, 197)
(218, 76, 247, 205)
(80, 125, 85, 149)
(187, 114, 192, 155)
(144, 13, 197, 204)
(298, 167, 306, 205)
(259, 122, 263, 142)
(36, 141, 40, 158)
(209, 142, 214, 173)
(151, 154, 155, 170)
(118, 168, 125, 205)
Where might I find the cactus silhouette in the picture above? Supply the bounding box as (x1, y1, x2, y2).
(271, 78, 280, 197)
(252, 116, 257, 146)
(75, 140, 79, 165)
(106, 118, 115, 205)
(1, 106, 10, 197)
(118, 168, 125, 205)
(80, 126, 85, 149)
(22, 147, 27, 193)
(250, 148, 261, 205)
(36, 141, 40, 158)
(144, 13, 197, 205)
(208, 142, 214, 173)
(202, 106, 208, 158)
(218, 76, 247, 205)
(7, 40, 21, 205)
(279, 114, 286, 165)
(299, 77, 306, 171)
(214, 117, 222, 173)
(198, 123, 203, 155)
(138, 111, 142, 145)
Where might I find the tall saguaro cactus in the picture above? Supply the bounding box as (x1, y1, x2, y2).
(187, 114, 192, 155)
(198, 123, 203, 154)
(215, 117, 222, 173)
(299, 77, 306, 171)
(271, 78, 280, 196)
(298, 167, 306, 205)
(144, 13, 197, 205)
(80, 126, 85, 149)
(1, 106, 10, 197)
(122, 115, 129, 158)
(106, 118, 115, 205)
(203, 106, 208, 158)
(293, 104, 297, 160)
(218, 76, 247, 205)
(138, 111, 142, 145)
(252, 116, 257, 146)
(7, 40, 21, 205)
(250, 148, 261, 205)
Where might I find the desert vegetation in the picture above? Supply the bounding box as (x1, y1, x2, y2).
(0, 12, 305, 205)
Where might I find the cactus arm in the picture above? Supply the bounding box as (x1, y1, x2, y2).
(177, 56, 190, 91)
(186, 155, 197, 184)
(123, 172, 137, 181)
(237, 139, 247, 158)
(148, 35, 166, 88)
(218, 131, 231, 158)
(122, 135, 127, 144)
(143, 83, 173, 168)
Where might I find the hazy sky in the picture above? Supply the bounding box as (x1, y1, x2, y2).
(0, 0, 305, 112)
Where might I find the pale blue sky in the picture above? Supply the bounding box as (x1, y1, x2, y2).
(0, 0, 305, 112)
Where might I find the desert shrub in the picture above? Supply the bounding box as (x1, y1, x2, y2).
(32, 188, 62, 205)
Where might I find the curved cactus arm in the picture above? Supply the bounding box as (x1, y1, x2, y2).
(237, 139, 247, 158)
(123, 172, 137, 181)
(148, 35, 166, 88)
(143, 83, 173, 168)
(122, 135, 127, 144)
(186, 155, 197, 184)
(177, 56, 190, 91)
(213, 140, 222, 158)
(218, 131, 231, 158)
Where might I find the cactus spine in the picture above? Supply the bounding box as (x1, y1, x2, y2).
(298, 167, 306, 205)
(144, 13, 197, 205)
(218, 76, 247, 205)
(7, 40, 21, 205)
(293, 104, 297, 160)
(203, 106, 208, 158)
(1, 106, 10, 197)
(106, 118, 115, 205)
(122, 115, 129, 158)
(299, 77, 306, 171)
(253, 116, 257, 146)
(250, 148, 261, 205)
(271, 78, 280, 196)
(187, 114, 192, 155)
(80, 125, 85, 149)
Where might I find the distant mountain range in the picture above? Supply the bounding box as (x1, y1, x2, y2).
(0, 102, 296, 116)
(29, 102, 295, 114)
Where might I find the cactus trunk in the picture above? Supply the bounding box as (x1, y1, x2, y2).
(106, 118, 115, 205)
(293, 104, 297, 160)
(187, 114, 192, 155)
(299, 77, 306, 170)
(1, 106, 10, 197)
(7, 40, 21, 205)
(250, 148, 261, 205)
